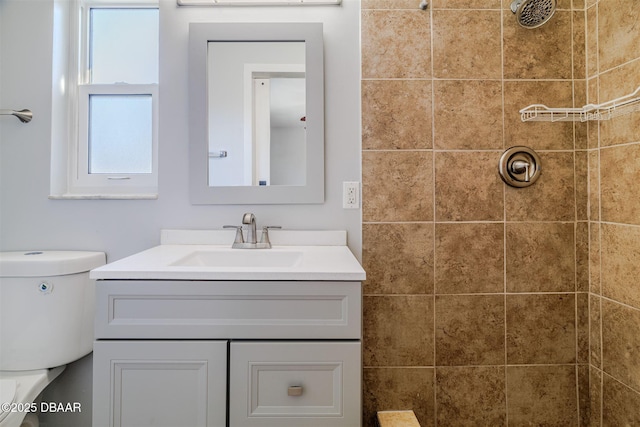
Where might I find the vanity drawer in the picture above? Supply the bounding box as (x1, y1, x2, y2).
(229, 341, 361, 427)
(95, 280, 361, 339)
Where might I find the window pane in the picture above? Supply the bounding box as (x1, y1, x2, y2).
(89, 95, 153, 174)
(90, 9, 159, 84)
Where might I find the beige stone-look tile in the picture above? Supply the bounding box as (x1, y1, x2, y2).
(587, 78, 599, 149)
(507, 365, 578, 427)
(600, 110, 640, 150)
(432, 9, 502, 79)
(600, 144, 640, 225)
(587, 76, 598, 103)
(361, 0, 418, 9)
(575, 82, 588, 150)
(586, 3, 598, 77)
(576, 151, 588, 221)
(505, 152, 576, 221)
(362, 80, 432, 150)
(503, 81, 574, 151)
(363, 150, 433, 222)
(434, 151, 504, 221)
(362, 10, 431, 79)
(503, 11, 573, 80)
(598, 60, 640, 148)
(588, 150, 600, 221)
(557, 0, 573, 9)
(435, 223, 504, 294)
(363, 295, 434, 367)
(602, 299, 640, 391)
(573, 0, 586, 9)
(601, 223, 640, 309)
(363, 223, 434, 295)
(363, 367, 435, 427)
(589, 222, 601, 295)
(577, 365, 590, 427)
(435, 295, 505, 366)
(505, 222, 575, 293)
(506, 293, 576, 364)
(432, 0, 501, 8)
(577, 293, 589, 364)
(598, 58, 640, 103)
(435, 366, 506, 427)
(590, 367, 602, 427)
(590, 295, 602, 368)
(575, 80, 588, 106)
(598, 0, 640, 72)
(576, 222, 589, 292)
(573, 10, 586, 80)
(602, 373, 640, 427)
(433, 80, 503, 150)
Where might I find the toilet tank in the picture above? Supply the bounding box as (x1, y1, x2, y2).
(0, 251, 106, 371)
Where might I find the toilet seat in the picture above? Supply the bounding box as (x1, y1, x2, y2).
(0, 379, 17, 423)
(0, 367, 65, 427)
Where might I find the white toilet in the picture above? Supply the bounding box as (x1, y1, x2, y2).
(0, 251, 105, 427)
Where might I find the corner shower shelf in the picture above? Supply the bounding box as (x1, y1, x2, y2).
(519, 86, 640, 122)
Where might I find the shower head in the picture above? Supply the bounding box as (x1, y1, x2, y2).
(510, 0, 557, 29)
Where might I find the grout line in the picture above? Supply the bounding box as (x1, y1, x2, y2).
(600, 370, 640, 398)
(363, 220, 584, 224)
(500, 2, 510, 423)
(362, 148, 581, 153)
(362, 291, 585, 297)
(429, 4, 438, 425)
(599, 295, 640, 313)
(363, 362, 588, 368)
(597, 140, 640, 150)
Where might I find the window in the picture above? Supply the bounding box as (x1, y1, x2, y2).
(69, 2, 159, 197)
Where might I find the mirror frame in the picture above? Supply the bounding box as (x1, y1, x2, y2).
(188, 22, 325, 205)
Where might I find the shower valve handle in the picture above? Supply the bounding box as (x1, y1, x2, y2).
(511, 160, 531, 182)
(498, 146, 541, 188)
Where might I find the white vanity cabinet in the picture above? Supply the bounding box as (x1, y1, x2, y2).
(92, 280, 362, 427)
(92, 340, 228, 427)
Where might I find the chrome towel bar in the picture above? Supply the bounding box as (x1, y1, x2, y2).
(0, 109, 33, 123)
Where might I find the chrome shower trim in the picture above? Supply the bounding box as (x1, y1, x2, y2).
(510, 0, 557, 29)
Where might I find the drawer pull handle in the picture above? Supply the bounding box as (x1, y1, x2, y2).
(288, 386, 303, 396)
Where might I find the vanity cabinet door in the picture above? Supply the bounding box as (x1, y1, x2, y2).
(93, 340, 227, 427)
(229, 341, 361, 427)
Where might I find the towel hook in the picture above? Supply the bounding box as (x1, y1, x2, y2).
(419, 0, 428, 10)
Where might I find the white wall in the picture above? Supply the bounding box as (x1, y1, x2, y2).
(0, 1, 361, 425)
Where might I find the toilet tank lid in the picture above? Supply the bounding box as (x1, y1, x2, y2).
(0, 251, 106, 277)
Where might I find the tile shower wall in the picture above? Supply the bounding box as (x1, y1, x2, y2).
(361, 0, 590, 425)
(586, 0, 640, 425)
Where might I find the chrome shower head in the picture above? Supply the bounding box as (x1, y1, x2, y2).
(510, 0, 557, 29)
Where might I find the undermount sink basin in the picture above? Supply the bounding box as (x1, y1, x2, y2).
(171, 249, 303, 268)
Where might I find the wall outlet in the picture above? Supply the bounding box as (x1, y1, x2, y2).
(343, 181, 360, 209)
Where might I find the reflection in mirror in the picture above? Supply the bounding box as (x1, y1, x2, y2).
(189, 23, 324, 204)
(207, 41, 306, 187)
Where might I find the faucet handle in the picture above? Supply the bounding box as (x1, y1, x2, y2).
(260, 226, 281, 246)
(223, 225, 244, 244)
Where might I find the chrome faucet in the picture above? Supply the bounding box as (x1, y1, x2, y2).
(242, 213, 257, 244)
(224, 213, 280, 249)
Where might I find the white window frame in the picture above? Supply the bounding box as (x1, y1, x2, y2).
(67, 0, 159, 198)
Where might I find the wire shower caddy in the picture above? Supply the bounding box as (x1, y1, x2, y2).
(519, 85, 640, 122)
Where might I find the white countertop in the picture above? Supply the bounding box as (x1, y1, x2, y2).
(90, 230, 366, 281)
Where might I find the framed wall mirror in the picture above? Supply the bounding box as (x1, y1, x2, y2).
(188, 22, 325, 204)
